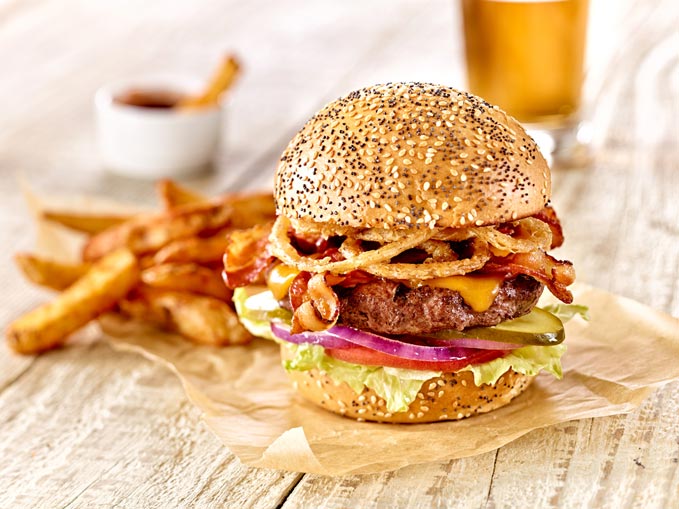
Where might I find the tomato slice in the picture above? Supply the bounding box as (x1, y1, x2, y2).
(325, 345, 507, 371)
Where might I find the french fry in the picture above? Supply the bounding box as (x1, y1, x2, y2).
(14, 253, 90, 291)
(117, 290, 168, 325)
(82, 200, 233, 261)
(227, 192, 276, 229)
(149, 192, 275, 265)
(10, 181, 274, 354)
(153, 232, 230, 265)
(42, 210, 131, 235)
(156, 179, 207, 210)
(6, 248, 139, 355)
(178, 55, 241, 109)
(141, 263, 232, 301)
(120, 287, 251, 346)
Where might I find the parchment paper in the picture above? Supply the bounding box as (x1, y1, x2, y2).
(26, 187, 679, 476)
(99, 286, 679, 475)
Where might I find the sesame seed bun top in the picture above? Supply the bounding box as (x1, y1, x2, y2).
(275, 82, 550, 231)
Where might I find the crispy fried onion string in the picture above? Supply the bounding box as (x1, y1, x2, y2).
(340, 238, 457, 265)
(436, 217, 552, 253)
(365, 238, 490, 279)
(271, 216, 491, 279)
(291, 273, 340, 332)
(272, 214, 550, 280)
(419, 240, 458, 262)
(271, 215, 434, 274)
(292, 216, 551, 254)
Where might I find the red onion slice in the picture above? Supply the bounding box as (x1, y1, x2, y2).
(271, 322, 515, 362)
(271, 322, 352, 349)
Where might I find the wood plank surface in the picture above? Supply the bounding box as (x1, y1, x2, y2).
(1, 0, 677, 507)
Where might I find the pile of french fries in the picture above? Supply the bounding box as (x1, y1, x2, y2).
(6, 180, 275, 355)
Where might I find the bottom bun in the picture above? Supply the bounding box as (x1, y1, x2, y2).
(282, 347, 533, 424)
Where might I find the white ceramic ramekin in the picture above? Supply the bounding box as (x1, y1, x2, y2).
(95, 75, 221, 179)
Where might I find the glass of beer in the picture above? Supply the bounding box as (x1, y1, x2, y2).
(461, 0, 590, 167)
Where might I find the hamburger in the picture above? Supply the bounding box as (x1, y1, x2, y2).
(224, 83, 578, 423)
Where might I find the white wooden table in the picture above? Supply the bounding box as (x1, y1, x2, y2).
(1, 0, 678, 507)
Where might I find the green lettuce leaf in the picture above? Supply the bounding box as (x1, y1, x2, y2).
(540, 303, 590, 323)
(282, 342, 441, 413)
(459, 344, 566, 386)
(281, 342, 567, 413)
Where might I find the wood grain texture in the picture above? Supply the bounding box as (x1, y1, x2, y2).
(1, 0, 678, 507)
(0, 341, 302, 509)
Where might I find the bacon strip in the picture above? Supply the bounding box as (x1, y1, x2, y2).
(289, 272, 340, 333)
(222, 222, 274, 288)
(483, 250, 575, 303)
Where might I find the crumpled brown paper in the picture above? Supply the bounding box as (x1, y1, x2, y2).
(99, 285, 679, 475)
(25, 187, 679, 476)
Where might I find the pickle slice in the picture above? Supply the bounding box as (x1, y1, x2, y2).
(430, 307, 565, 346)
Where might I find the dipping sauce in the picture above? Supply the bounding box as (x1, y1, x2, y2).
(114, 89, 184, 109)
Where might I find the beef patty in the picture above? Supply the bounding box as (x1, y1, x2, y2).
(335, 275, 543, 335)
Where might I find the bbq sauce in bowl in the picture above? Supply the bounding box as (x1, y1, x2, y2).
(115, 89, 184, 109)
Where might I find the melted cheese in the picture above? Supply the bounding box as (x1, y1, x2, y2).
(424, 274, 504, 312)
(266, 264, 300, 300)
